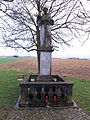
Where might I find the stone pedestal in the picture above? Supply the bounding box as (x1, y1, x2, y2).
(19, 75, 74, 107)
(39, 47, 53, 81)
(40, 51, 51, 75)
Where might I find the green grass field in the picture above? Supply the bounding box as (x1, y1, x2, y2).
(68, 77, 90, 112)
(0, 58, 21, 64)
(0, 58, 90, 119)
(0, 69, 27, 119)
(0, 69, 20, 108)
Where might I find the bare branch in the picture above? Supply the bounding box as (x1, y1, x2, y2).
(0, 0, 90, 52)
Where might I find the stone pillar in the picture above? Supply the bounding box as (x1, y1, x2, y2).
(40, 51, 52, 75)
(40, 22, 53, 75)
(37, 7, 54, 81)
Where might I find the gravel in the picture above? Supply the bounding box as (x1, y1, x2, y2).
(6, 107, 90, 120)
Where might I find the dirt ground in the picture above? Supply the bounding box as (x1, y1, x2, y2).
(0, 58, 90, 80)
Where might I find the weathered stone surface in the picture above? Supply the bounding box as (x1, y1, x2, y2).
(40, 24, 45, 46)
(40, 52, 52, 75)
(36, 75, 54, 82)
(39, 7, 54, 76)
(19, 75, 73, 107)
(39, 7, 54, 48)
(6, 107, 90, 120)
(40, 24, 51, 47)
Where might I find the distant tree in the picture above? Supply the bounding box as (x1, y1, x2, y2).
(0, 0, 90, 73)
(13, 55, 19, 58)
(3, 0, 14, 2)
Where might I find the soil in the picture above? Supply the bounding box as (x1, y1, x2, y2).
(0, 58, 90, 80)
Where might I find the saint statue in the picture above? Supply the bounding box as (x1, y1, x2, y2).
(37, 7, 54, 48)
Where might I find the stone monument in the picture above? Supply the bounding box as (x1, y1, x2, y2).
(3, 0, 74, 108)
(18, 7, 74, 107)
(37, 7, 54, 81)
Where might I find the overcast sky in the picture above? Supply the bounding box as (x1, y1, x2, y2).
(0, 38, 90, 58)
(0, 0, 90, 58)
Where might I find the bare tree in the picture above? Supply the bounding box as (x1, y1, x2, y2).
(0, 0, 90, 73)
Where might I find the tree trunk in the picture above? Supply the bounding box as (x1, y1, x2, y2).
(37, 50, 40, 74)
(37, 27, 40, 74)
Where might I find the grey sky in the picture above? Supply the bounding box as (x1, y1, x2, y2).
(0, 0, 90, 58)
(0, 39, 90, 58)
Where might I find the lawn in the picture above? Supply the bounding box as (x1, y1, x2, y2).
(0, 69, 26, 119)
(0, 69, 90, 119)
(0, 58, 21, 64)
(0, 69, 20, 108)
(68, 77, 90, 112)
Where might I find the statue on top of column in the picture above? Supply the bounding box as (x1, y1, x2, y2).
(37, 7, 54, 48)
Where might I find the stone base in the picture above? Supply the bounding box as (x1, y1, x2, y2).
(19, 74, 74, 107)
(36, 75, 54, 82)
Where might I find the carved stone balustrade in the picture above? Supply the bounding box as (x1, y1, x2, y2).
(19, 75, 73, 107)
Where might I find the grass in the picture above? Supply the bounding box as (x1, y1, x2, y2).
(0, 58, 21, 64)
(68, 77, 90, 112)
(0, 69, 26, 119)
(0, 69, 20, 108)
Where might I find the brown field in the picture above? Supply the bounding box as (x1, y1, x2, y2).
(0, 58, 90, 80)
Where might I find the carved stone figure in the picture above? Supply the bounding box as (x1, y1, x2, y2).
(37, 7, 54, 48)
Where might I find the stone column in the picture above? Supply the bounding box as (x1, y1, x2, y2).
(40, 50, 52, 75)
(40, 23, 53, 75)
(37, 7, 54, 81)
